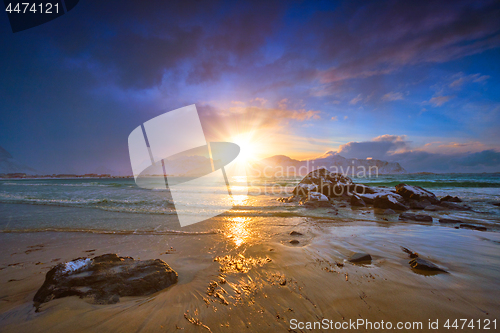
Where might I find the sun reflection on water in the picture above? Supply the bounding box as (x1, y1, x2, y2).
(231, 194, 248, 206)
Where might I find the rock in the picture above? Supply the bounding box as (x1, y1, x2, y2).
(289, 231, 303, 236)
(399, 212, 433, 222)
(395, 183, 439, 204)
(420, 199, 432, 206)
(409, 258, 446, 272)
(350, 194, 366, 207)
(401, 247, 418, 258)
(439, 218, 462, 224)
(409, 200, 426, 210)
(349, 184, 378, 195)
(357, 187, 398, 204)
(439, 202, 471, 210)
(292, 183, 318, 196)
(440, 195, 462, 203)
(308, 191, 329, 201)
(424, 205, 441, 211)
(278, 196, 297, 203)
(303, 200, 333, 208)
(383, 208, 396, 215)
(459, 224, 487, 232)
(373, 194, 409, 211)
(33, 254, 178, 307)
(289, 239, 300, 245)
(292, 168, 353, 198)
(349, 252, 372, 263)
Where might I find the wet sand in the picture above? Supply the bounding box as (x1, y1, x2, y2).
(1, 215, 499, 332)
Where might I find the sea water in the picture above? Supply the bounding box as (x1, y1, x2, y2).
(0, 174, 499, 233)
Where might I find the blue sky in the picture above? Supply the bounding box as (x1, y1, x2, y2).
(1, 0, 499, 174)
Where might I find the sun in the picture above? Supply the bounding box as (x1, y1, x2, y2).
(231, 132, 260, 164)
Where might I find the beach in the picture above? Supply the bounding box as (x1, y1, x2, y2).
(0, 175, 499, 332)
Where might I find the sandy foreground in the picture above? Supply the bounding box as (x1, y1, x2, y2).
(0, 215, 499, 332)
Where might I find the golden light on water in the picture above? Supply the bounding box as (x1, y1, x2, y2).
(226, 216, 252, 247)
(231, 194, 248, 206)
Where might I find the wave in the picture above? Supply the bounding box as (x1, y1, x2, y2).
(0, 182, 134, 188)
(0, 194, 177, 215)
(0, 194, 174, 205)
(0, 227, 220, 235)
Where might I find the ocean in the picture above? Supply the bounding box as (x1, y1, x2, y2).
(0, 173, 499, 233)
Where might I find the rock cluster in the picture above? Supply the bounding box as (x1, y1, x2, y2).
(282, 168, 469, 213)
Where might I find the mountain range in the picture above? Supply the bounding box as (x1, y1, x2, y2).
(249, 151, 406, 176)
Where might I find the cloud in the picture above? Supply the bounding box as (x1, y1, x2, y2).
(422, 141, 487, 154)
(381, 92, 404, 101)
(389, 149, 500, 172)
(349, 94, 362, 105)
(331, 116, 338, 121)
(450, 73, 491, 88)
(197, 102, 321, 142)
(472, 75, 490, 83)
(457, 149, 500, 167)
(427, 95, 453, 107)
(251, 97, 268, 106)
(336, 135, 500, 172)
(337, 134, 410, 159)
(317, 1, 500, 84)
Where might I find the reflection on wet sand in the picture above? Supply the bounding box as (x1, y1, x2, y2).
(224, 216, 252, 247)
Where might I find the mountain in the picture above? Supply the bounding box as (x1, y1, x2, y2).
(250, 151, 405, 176)
(0, 146, 37, 175)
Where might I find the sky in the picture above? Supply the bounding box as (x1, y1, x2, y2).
(1, 0, 499, 174)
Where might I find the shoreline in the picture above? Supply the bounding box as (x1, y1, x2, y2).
(1, 216, 499, 332)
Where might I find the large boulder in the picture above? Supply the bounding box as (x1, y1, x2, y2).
(33, 254, 178, 307)
(395, 183, 439, 204)
(292, 168, 352, 198)
(373, 194, 409, 211)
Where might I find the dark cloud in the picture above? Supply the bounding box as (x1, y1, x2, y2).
(338, 136, 500, 172)
(315, 0, 500, 84)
